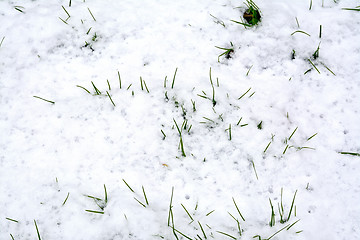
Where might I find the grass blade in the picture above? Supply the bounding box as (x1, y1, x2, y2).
(287, 190, 298, 221)
(308, 59, 320, 74)
(181, 203, 194, 221)
(171, 67, 178, 89)
(134, 197, 146, 208)
(216, 231, 237, 240)
(238, 87, 251, 100)
(232, 197, 245, 221)
(106, 91, 116, 107)
(117, 71, 122, 89)
(104, 184, 108, 205)
(167, 187, 174, 227)
(62, 5, 70, 18)
(6, 218, 19, 223)
(338, 152, 360, 157)
(288, 127, 298, 140)
(85, 210, 104, 214)
(0, 36, 5, 48)
(33, 96, 55, 104)
(198, 221, 207, 239)
(76, 85, 91, 94)
(62, 192, 70, 206)
(142, 186, 149, 205)
(291, 30, 311, 37)
(122, 179, 135, 193)
(34, 220, 42, 240)
(88, 7, 96, 21)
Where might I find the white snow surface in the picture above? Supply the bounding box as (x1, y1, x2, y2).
(1, 0, 360, 239)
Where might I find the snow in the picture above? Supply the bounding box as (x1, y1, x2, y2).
(1, 0, 360, 239)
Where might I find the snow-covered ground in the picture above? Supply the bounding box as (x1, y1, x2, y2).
(1, 0, 360, 239)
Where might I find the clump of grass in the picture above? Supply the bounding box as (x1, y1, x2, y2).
(231, 0, 261, 27)
(215, 42, 234, 62)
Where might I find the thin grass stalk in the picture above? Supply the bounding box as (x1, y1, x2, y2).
(62, 192, 70, 206)
(33, 96, 55, 104)
(122, 179, 135, 193)
(171, 67, 178, 89)
(34, 220, 42, 240)
(88, 7, 96, 21)
(106, 91, 116, 107)
(232, 197, 245, 221)
(142, 186, 149, 205)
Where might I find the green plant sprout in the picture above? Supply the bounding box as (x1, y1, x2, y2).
(312, 42, 321, 59)
(232, 0, 261, 27)
(215, 42, 234, 62)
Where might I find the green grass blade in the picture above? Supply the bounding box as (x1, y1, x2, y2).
(216, 231, 237, 240)
(342, 8, 360, 11)
(134, 197, 146, 208)
(76, 85, 91, 94)
(6, 217, 19, 223)
(33, 96, 55, 104)
(85, 210, 104, 214)
(34, 220, 42, 240)
(62, 5, 70, 18)
(308, 59, 320, 74)
(122, 179, 135, 193)
(142, 186, 149, 205)
(104, 184, 108, 205)
(87, 7, 96, 21)
(117, 71, 122, 89)
(62, 192, 70, 206)
(287, 190, 297, 221)
(0, 36, 5, 48)
(288, 127, 298, 140)
(232, 197, 245, 221)
(338, 152, 360, 156)
(238, 87, 251, 100)
(291, 30, 311, 37)
(106, 91, 116, 107)
(167, 187, 174, 227)
(181, 203, 194, 221)
(198, 221, 207, 239)
(171, 67, 178, 89)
